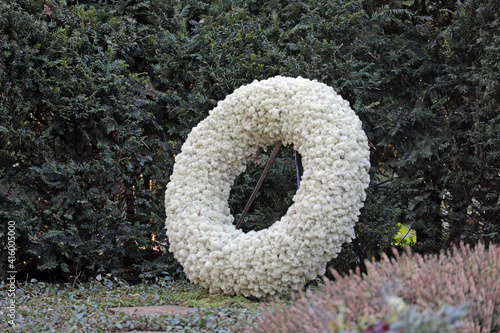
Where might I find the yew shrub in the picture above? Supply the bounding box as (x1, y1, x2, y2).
(1, 0, 498, 281)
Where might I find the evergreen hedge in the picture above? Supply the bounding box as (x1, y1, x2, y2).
(1, 0, 498, 281)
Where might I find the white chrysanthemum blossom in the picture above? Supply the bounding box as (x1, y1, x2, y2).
(165, 76, 370, 298)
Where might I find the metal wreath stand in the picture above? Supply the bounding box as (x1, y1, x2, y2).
(234, 142, 365, 273)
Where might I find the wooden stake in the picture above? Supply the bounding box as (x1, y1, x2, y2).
(236, 141, 282, 229)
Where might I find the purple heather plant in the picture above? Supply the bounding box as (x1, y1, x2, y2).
(248, 242, 499, 333)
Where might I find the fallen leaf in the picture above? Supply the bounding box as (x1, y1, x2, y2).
(44, 4, 52, 16)
(251, 156, 262, 165)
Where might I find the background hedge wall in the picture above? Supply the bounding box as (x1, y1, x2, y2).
(1, 0, 498, 282)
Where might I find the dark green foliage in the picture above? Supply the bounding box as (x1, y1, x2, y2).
(1, 0, 498, 281)
(0, 0, 182, 280)
(437, 0, 500, 245)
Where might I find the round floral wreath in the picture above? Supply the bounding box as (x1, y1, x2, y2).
(165, 76, 370, 298)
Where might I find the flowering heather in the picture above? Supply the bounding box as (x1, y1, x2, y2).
(250, 242, 499, 332)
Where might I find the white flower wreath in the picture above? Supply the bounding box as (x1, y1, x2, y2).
(165, 76, 370, 298)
